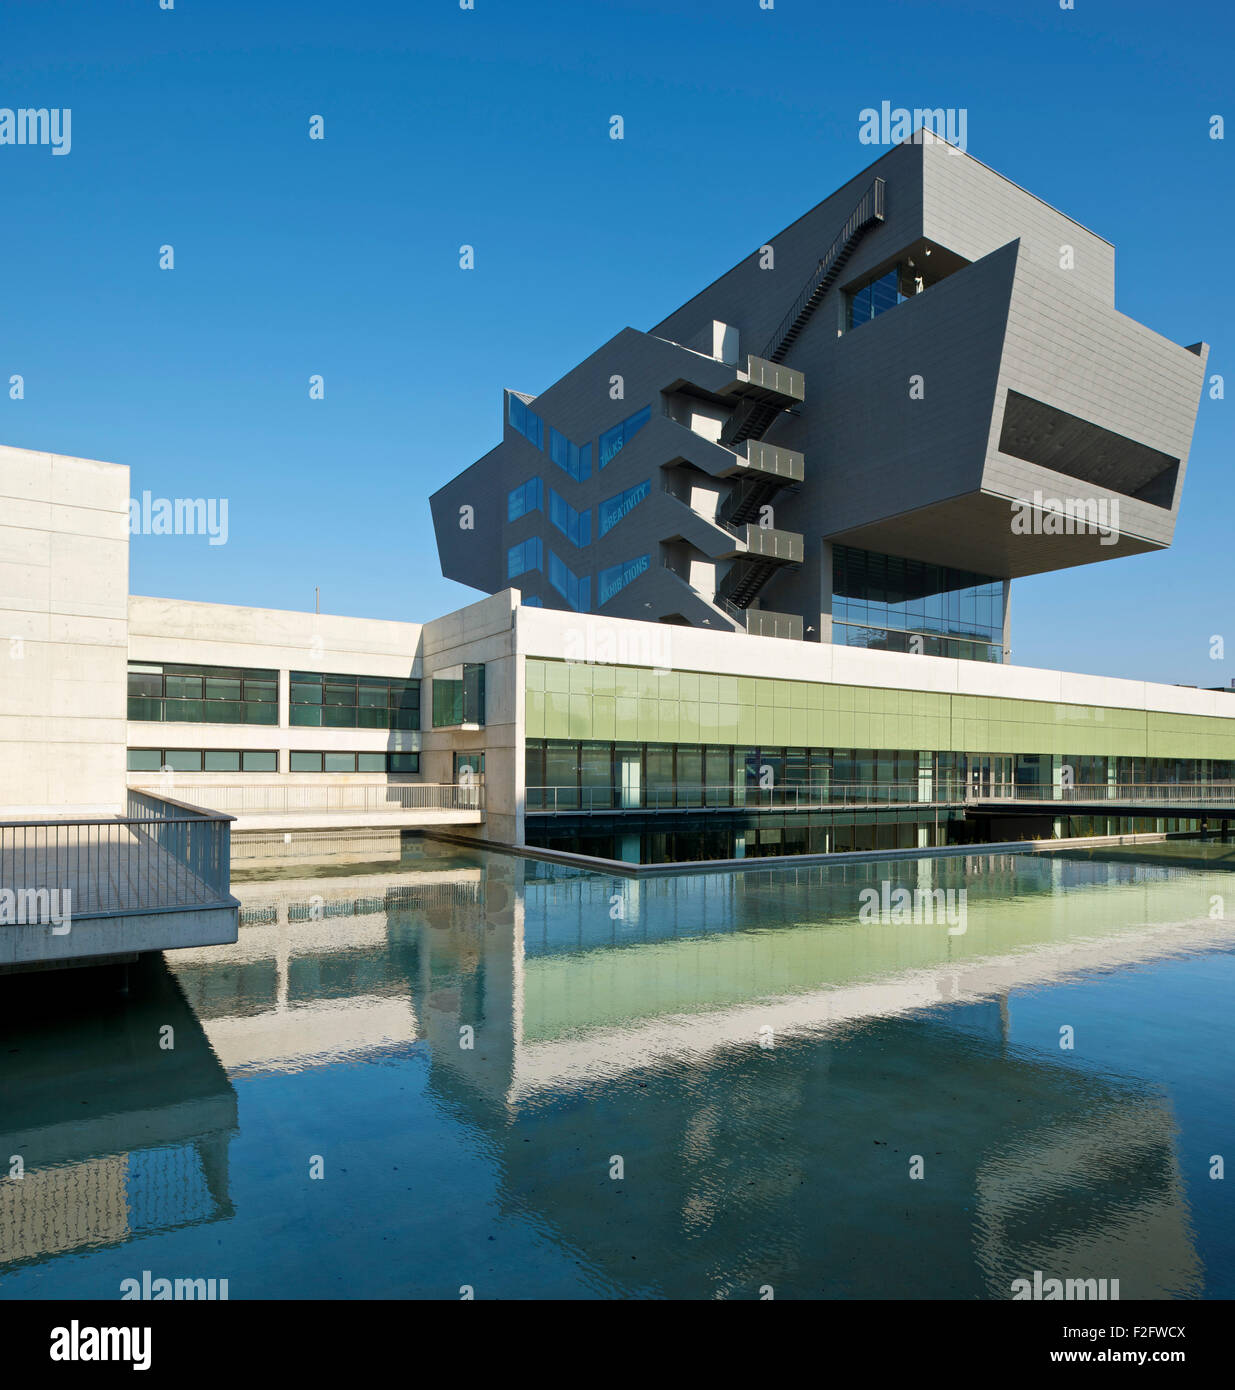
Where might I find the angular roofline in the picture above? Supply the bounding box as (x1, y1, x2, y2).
(649, 134, 1113, 338)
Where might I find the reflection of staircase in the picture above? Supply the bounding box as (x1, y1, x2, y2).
(721, 177, 884, 452)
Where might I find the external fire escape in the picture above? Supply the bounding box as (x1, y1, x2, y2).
(715, 177, 885, 629)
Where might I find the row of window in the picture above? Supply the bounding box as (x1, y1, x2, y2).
(526, 740, 929, 810)
(509, 396, 651, 489)
(289, 671, 420, 730)
(130, 664, 438, 730)
(506, 475, 652, 543)
(127, 748, 421, 774)
(835, 624, 1004, 663)
(510, 542, 650, 612)
(526, 740, 1235, 810)
(128, 663, 278, 725)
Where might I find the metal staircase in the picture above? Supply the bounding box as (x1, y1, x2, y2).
(720, 473, 790, 528)
(717, 556, 785, 610)
(709, 177, 885, 616)
(720, 177, 884, 451)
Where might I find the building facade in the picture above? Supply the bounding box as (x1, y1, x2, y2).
(432, 137, 1207, 661)
(4, 415, 1233, 867)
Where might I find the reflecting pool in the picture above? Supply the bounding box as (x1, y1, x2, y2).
(3, 840, 1234, 1299)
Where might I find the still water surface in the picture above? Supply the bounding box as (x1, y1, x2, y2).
(3, 841, 1234, 1299)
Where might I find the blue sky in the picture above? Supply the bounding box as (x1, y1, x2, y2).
(2, 0, 1230, 686)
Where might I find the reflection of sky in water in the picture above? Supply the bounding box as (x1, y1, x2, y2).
(2, 842, 1233, 1300)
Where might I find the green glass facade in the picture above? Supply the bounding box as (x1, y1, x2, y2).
(525, 659, 1235, 766)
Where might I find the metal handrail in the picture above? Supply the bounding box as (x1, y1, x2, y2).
(128, 780, 485, 814)
(968, 782, 1235, 805)
(526, 781, 951, 814)
(760, 176, 885, 363)
(526, 779, 1235, 815)
(0, 790, 234, 922)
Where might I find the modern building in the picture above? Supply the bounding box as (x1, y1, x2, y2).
(3, 439, 1235, 883)
(432, 136, 1208, 659)
(0, 141, 1230, 888)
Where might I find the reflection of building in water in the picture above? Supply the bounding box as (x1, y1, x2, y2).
(418, 855, 1220, 1297)
(976, 1104, 1202, 1300)
(0, 957, 236, 1269)
(171, 868, 487, 1074)
(85, 851, 1223, 1298)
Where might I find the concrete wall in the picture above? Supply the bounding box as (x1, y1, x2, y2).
(129, 590, 524, 843)
(421, 591, 521, 845)
(0, 444, 129, 816)
(128, 595, 423, 780)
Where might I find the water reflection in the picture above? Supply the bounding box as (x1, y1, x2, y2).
(2, 841, 1233, 1298)
(0, 958, 236, 1270)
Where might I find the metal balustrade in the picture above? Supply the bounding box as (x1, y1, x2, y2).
(527, 780, 1235, 816)
(128, 781, 485, 815)
(0, 790, 234, 921)
(967, 782, 1235, 807)
(527, 782, 944, 814)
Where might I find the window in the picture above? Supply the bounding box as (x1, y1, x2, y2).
(288, 751, 419, 773)
(831, 545, 1003, 663)
(432, 663, 486, 728)
(598, 554, 651, 604)
(454, 752, 485, 781)
(127, 748, 278, 772)
(548, 489, 592, 548)
(845, 263, 936, 331)
(599, 480, 651, 535)
(523, 595, 544, 607)
(127, 663, 278, 725)
(549, 427, 592, 483)
(290, 672, 420, 730)
(508, 393, 543, 448)
(599, 405, 651, 468)
(508, 535, 542, 579)
(507, 477, 543, 522)
(548, 551, 591, 612)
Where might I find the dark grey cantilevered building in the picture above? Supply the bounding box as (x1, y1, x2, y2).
(431, 136, 1208, 660)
